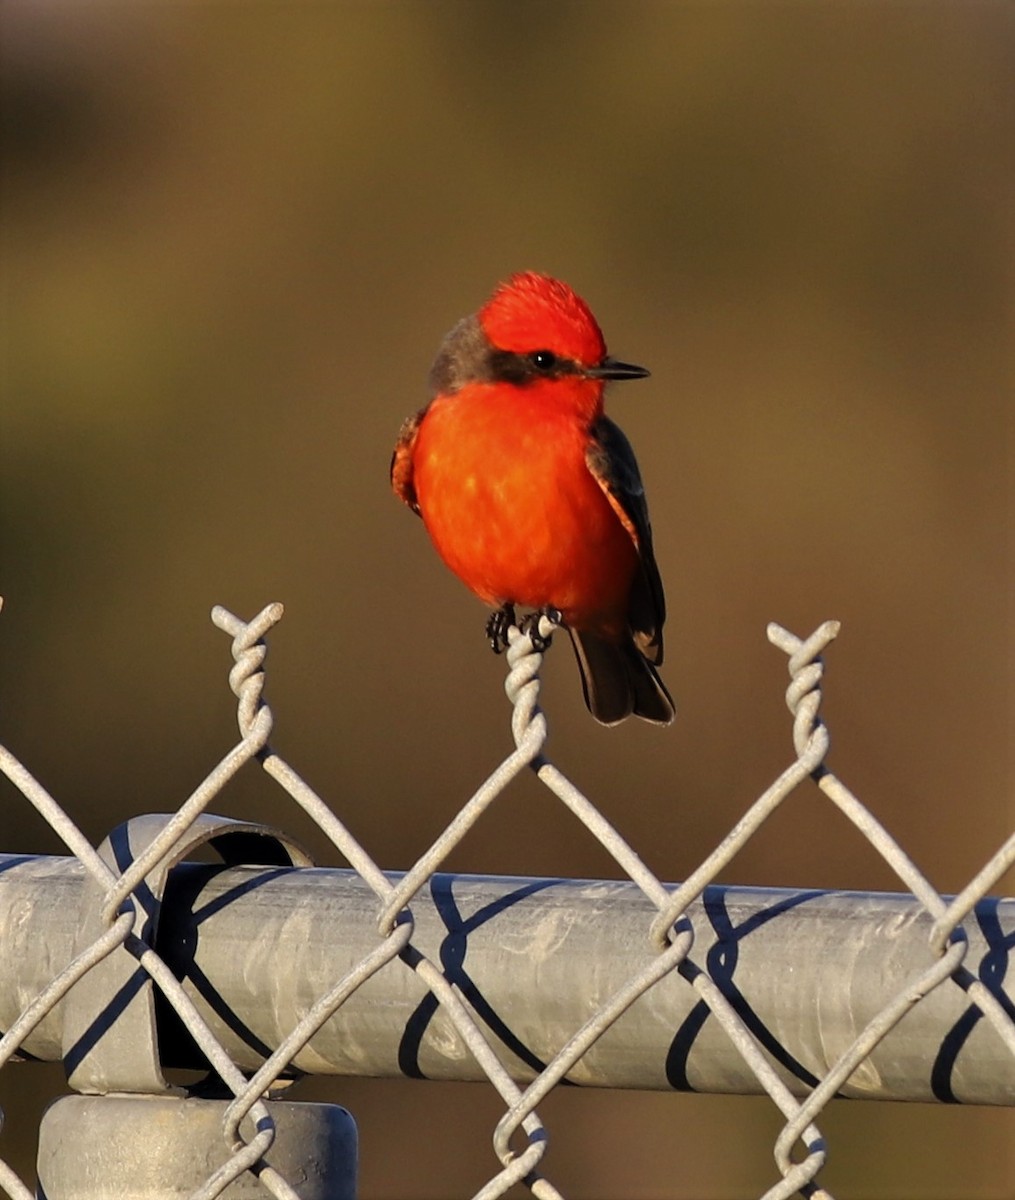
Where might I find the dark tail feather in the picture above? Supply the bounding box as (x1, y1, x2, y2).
(567, 629, 675, 726)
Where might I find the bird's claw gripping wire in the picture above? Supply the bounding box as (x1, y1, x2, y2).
(517, 607, 562, 652)
(487, 604, 561, 654)
(486, 603, 517, 654)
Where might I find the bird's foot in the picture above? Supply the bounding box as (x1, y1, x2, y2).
(518, 606, 562, 653)
(486, 603, 516, 655)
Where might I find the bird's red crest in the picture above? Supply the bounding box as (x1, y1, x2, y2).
(479, 272, 607, 367)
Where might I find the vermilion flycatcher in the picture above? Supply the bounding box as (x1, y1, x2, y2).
(391, 271, 674, 725)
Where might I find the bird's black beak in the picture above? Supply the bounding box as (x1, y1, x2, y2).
(586, 357, 651, 381)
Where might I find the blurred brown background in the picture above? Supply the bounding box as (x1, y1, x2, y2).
(2, 3, 1013, 1197)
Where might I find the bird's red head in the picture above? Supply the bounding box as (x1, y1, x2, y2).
(478, 272, 607, 368)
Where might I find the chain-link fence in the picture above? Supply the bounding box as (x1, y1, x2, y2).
(0, 599, 1012, 1199)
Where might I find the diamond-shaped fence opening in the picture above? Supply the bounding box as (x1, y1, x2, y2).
(0, 600, 1012, 1199)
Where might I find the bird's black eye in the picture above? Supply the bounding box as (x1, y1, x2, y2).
(530, 350, 557, 371)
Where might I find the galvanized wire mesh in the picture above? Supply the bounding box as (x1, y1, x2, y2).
(0, 598, 1013, 1199)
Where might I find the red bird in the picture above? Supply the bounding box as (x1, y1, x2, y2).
(391, 271, 674, 725)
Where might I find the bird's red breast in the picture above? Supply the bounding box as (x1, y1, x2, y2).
(411, 376, 638, 638)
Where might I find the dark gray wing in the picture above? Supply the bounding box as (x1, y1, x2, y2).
(585, 415, 666, 664)
(390, 408, 426, 515)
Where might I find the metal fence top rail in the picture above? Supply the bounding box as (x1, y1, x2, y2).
(0, 850, 1011, 1106)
